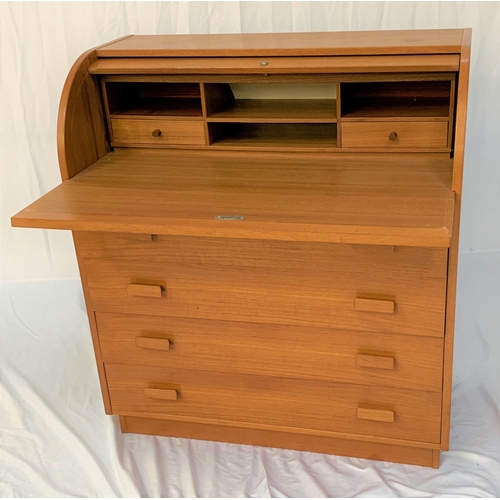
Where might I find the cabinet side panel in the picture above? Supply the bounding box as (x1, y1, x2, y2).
(72, 232, 112, 414)
(452, 29, 471, 193)
(441, 28, 472, 450)
(57, 50, 109, 180)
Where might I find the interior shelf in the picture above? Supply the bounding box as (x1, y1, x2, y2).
(109, 98, 203, 118)
(341, 99, 451, 120)
(12, 149, 454, 248)
(207, 99, 337, 123)
(104, 81, 203, 117)
(209, 123, 337, 149)
(341, 81, 452, 120)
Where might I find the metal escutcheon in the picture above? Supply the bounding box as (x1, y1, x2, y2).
(215, 215, 245, 221)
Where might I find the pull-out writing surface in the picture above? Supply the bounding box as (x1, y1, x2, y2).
(12, 149, 454, 247)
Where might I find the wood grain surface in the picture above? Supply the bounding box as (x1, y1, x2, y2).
(89, 55, 460, 75)
(111, 118, 205, 146)
(57, 50, 109, 180)
(95, 311, 444, 391)
(95, 30, 464, 57)
(80, 234, 448, 336)
(12, 29, 471, 466)
(105, 364, 442, 444)
(126, 283, 163, 298)
(357, 406, 395, 423)
(354, 298, 396, 314)
(355, 354, 396, 371)
(121, 416, 440, 468)
(342, 121, 449, 149)
(11, 149, 454, 247)
(71, 236, 112, 414)
(206, 98, 338, 123)
(57, 34, 133, 181)
(99, 72, 457, 84)
(441, 28, 473, 450)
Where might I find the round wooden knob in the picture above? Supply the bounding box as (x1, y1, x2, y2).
(389, 131, 398, 141)
(152, 129, 162, 137)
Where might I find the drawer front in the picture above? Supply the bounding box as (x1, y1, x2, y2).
(111, 118, 205, 146)
(79, 234, 448, 337)
(91, 55, 460, 75)
(342, 122, 448, 149)
(106, 364, 442, 444)
(97, 312, 444, 392)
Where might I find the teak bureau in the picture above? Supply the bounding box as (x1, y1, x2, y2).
(12, 29, 471, 468)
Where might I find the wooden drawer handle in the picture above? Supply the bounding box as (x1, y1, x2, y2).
(144, 388, 178, 401)
(355, 354, 395, 370)
(354, 297, 395, 314)
(135, 336, 171, 351)
(152, 129, 162, 137)
(126, 234, 157, 242)
(352, 244, 395, 253)
(389, 131, 398, 141)
(357, 406, 395, 423)
(126, 283, 162, 298)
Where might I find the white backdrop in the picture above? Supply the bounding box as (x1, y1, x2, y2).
(1, 1, 500, 281)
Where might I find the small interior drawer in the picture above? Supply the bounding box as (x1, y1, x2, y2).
(111, 118, 205, 146)
(105, 364, 442, 444)
(342, 121, 449, 149)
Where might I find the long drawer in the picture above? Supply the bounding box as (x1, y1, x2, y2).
(79, 234, 448, 337)
(96, 312, 443, 392)
(106, 364, 442, 444)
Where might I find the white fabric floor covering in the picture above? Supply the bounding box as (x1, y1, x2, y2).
(1, 251, 499, 497)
